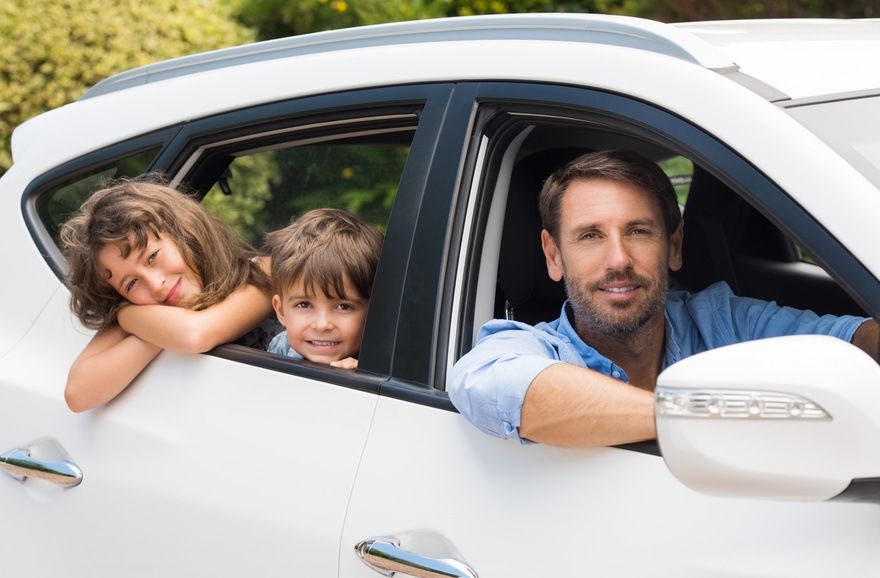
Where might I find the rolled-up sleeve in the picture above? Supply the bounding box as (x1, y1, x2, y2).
(448, 324, 565, 444)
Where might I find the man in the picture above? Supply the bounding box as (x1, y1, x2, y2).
(448, 150, 879, 448)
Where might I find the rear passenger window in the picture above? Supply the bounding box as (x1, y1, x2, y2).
(198, 127, 414, 245)
(35, 147, 161, 242)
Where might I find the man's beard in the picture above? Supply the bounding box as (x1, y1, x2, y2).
(565, 268, 668, 339)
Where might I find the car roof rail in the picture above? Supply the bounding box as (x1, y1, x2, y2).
(82, 13, 735, 100)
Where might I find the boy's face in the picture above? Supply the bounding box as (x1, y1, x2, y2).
(272, 278, 367, 364)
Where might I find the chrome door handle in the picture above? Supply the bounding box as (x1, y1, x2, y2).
(0, 439, 83, 488)
(355, 537, 478, 578)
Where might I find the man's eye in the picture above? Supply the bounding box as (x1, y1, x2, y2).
(579, 232, 598, 240)
(632, 228, 652, 236)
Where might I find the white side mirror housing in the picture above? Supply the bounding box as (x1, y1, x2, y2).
(655, 334, 880, 502)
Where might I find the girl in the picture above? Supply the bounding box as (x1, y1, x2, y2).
(60, 181, 273, 412)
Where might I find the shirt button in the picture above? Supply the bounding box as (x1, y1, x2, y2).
(612, 371, 621, 379)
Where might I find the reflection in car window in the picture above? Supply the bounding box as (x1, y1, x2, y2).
(202, 136, 413, 245)
(658, 155, 693, 209)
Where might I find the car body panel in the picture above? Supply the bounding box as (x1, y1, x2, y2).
(341, 396, 880, 577)
(677, 19, 880, 98)
(0, 289, 377, 576)
(0, 164, 62, 359)
(2, 14, 880, 578)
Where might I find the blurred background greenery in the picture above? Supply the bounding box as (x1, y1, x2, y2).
(3, 0, 878, 176)
(5, 0, 878, 240)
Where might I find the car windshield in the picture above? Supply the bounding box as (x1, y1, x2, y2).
(786, 94, 880, 190)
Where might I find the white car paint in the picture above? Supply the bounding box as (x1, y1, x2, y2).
(2, 13, 880, 578)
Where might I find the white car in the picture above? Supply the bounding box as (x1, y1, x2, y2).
(2, 13, 880, 577)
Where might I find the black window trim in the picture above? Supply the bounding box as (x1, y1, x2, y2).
(167, 83, 460, 388)
(22, 126, 183, 280)
(378, 80, 880, 443)
(22, 84, 462, 396)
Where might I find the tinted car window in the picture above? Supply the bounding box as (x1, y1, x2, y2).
(35, 147, 161, 242)
(200, 134, 413, 245)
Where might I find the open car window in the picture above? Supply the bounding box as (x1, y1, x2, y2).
(446, 96, 869, 382)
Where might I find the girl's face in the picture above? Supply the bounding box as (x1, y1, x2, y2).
(98, 233, 202, 307)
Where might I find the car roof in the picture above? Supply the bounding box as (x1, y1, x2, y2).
(81, 13, 735, 100)
(675, 19, 880, 100)
(82, 14, 880, 105)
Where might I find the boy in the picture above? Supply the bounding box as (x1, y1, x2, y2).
(264, 208, 383, 369)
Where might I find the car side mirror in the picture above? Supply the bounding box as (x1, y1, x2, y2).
(655, 334, 880, 503)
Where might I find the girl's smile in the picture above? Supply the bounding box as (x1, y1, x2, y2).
(98, 233, 202, 307)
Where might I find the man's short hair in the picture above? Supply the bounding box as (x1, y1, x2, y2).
(264, 208, 383, 300)
(538, 150, 682, 239)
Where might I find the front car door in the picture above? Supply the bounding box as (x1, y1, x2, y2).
(340, 79, 880, 577)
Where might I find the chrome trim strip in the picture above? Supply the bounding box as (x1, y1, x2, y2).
(656, 387, 831, 420)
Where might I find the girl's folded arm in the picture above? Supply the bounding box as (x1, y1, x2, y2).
(117, 284, 273, 353)
(65, 325, 162, 412)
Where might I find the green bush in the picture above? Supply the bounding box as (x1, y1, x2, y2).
(0, 0, 254, 174)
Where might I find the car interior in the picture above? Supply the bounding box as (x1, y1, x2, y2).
(471, 120, 866, 351)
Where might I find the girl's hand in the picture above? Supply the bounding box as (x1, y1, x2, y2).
(330, 357, 358, 370)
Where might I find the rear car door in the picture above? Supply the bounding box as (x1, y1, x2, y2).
(0, 84, 453, 577)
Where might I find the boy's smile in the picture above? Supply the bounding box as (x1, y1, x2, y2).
(272, 278, 367, 364)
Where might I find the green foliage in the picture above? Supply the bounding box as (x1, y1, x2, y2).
(0, 0, 254, 173)
(235, 0, 445, 37)
(202, 152, 280, 245)
(236, 0, 880, 40)
(275, 144, 407, 232)
(235, 0, 638, 38)
(203, 142, 409, 246)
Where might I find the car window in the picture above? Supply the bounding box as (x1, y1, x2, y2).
(35, 147, 161, 242)
(447, 95, 868, 376)
(658, 155, 693, 209)
(201, 136, 412, 246)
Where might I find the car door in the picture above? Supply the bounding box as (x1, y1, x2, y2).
(340, 82, 880, 577)
(0, 84, 454, 577)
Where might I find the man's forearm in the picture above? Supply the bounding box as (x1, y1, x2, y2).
(851, 319, 880, 362)
(519, 363, 656, 448)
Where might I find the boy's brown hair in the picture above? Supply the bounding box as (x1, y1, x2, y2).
(60, 180, 268, 330)
(265, 208, 383, 301)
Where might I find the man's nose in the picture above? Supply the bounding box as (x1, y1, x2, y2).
(605, 234, 633, 270)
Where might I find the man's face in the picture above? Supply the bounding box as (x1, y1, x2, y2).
(541, 178, 682, 338)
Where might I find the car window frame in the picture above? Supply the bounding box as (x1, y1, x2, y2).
(427, 80, 880, 394)
(21, 83, 459, 393)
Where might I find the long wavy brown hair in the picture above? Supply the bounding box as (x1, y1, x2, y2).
(59, 180, 269, 331)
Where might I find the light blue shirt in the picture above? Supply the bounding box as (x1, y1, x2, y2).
(448, 282, 866, 444)
(267, 330, 304, 360)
